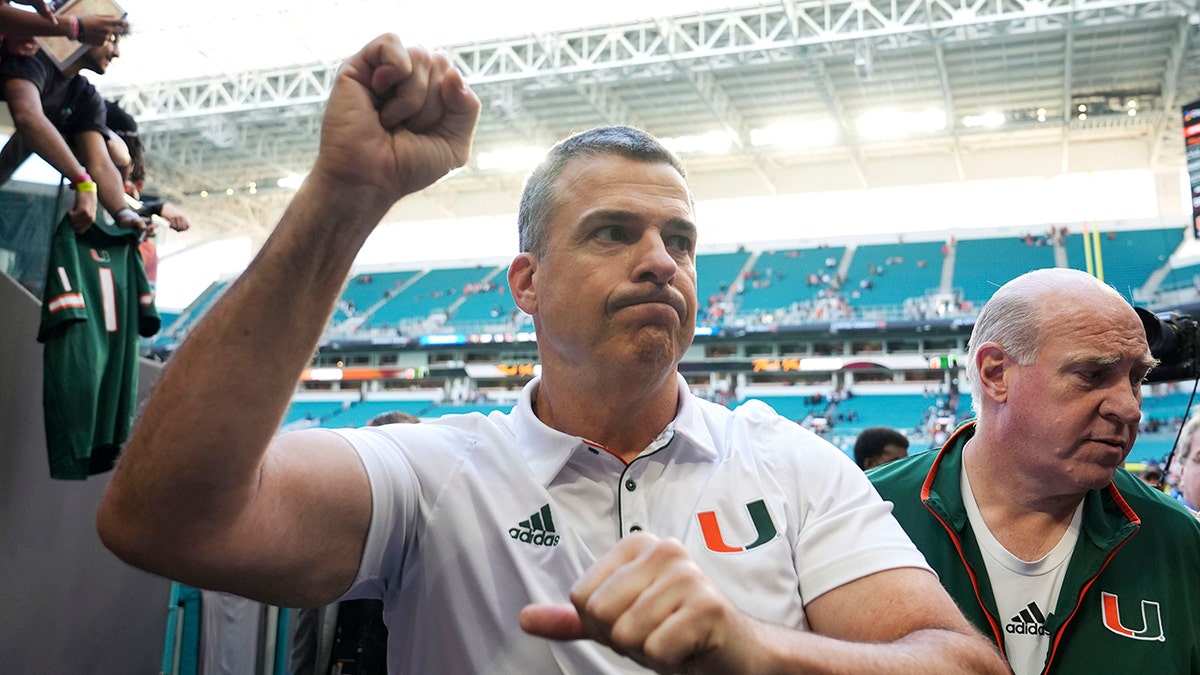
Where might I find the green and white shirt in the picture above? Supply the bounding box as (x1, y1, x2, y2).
(334, 375, 930, 673)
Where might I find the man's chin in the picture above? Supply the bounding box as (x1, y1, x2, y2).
(626, 330, 683, 366)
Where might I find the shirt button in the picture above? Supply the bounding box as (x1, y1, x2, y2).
(625, 479, 637, 492)
(629, 525, 642, 532)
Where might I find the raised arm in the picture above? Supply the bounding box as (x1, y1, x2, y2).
(3, 80, 144, 234)
(0, 4, 127, 44)
(96, 34, 480, 608)
(521, 533, 1008, 674)
(75, 128, 147, 234)
(4, 77, 98, 228)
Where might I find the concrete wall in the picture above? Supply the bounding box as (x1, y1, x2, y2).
(0, 273, 170, 673)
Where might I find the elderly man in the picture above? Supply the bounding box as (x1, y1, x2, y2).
(870, 267, 1200, 674)
(97, 34, 1006, 674)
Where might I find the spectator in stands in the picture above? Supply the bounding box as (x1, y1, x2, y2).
(97, 34, 1006, 674)
(0, 30, 146, 235)
(854, 426, 909, 470)
(1170, 415, 1200, 511)
(102, 101, 190, 232)
(870, 268, 1200, 673)
(97, 100, 189, 288)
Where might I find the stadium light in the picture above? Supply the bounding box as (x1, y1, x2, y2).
(750, 120, 838, 148)
(277, 174, 306, 190)
(660, 131, 735, 155)
(856, 108, 946, 141)
(962, 111, 1005, 128)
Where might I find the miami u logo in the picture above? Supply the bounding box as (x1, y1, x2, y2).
(697, 499, 778, 553)
(1101, 592, 1165, 642)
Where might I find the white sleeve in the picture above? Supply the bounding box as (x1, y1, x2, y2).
(792, 440, 932, 603)
(328, 426, 420, 600)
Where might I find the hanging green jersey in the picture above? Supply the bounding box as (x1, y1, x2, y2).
(39, 216, 159, 480)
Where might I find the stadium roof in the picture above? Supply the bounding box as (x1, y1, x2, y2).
(96, 0, 1200, 246)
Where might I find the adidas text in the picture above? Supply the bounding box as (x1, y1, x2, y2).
(1006, 622, 1050, 636)
(509, 527, 560, 546)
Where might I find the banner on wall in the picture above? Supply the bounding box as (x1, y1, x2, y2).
(1184, 98, 1200, 239)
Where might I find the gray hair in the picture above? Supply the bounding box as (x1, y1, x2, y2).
(517, 126, 689, 257)
(966, 268, 1125, 418)
(1178, 415, 1200, 462)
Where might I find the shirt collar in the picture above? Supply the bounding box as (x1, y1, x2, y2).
(511, 374, 718, 486)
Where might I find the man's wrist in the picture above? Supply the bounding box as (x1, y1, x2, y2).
(68, 172, 91, 190)
(116, 207, 141, 221)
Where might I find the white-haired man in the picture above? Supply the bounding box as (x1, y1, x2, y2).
(871, 267, 1200, 674)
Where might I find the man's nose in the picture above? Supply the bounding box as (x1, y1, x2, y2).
(1102, 383, 1142, 426)
(633, 234, 678, 285)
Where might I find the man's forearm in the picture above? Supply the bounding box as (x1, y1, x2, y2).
(10, 107, 86, 180)
(0, 6, 69, 36)
(77, 130, 134, 219)
(732, 624, 1008, 675)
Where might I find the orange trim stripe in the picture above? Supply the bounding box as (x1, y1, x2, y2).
(921, 423, 1006, 651)
(582, 438, 628, 466)
(47, 293, 85, 313)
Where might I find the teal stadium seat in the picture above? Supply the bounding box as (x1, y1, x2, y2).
(334, 271, 419, 324)
(446, 265, 519, 328)
(739, 247, 845, 313)
(1157, 263, 1200, 294)
(843, 241, 945, 308)
(363, 267, 494, 330)
(283, 400, 348, 427)
(697, 251, 751, 304)
(1064, 227, 1182, 302)
(953, 236, 1057, 306)
(424, 402, 516, 417)
(318, 399, 436, 427)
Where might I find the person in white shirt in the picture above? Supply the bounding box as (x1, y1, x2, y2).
(97, 33, 1006, 674)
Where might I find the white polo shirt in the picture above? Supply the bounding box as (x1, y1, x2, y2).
(334, 375, 930, 673)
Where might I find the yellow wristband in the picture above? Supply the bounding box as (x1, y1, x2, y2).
(73, 180, 97, 193)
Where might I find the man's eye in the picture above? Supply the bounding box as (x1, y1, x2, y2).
(595, 226, 627, 242)
(667, 234, 694, 252)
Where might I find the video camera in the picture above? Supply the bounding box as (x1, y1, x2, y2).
(1136, 307, 1200, 383)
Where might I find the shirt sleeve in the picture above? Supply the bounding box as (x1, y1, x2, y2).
(329, 426, 422, 601)
(0, 52, 51, 94)
(793, 442, 933, 602)
(38, 217, 87, 342)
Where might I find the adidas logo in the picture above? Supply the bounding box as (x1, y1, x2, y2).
(509, 504, 560, 547)
(1005, 602, 1050, 636)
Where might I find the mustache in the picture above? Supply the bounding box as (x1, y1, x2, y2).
(609, 287, 689, 316)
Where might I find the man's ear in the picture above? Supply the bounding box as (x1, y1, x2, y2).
(508, 252, 538, 315)
(975, 342, 1011, 405)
